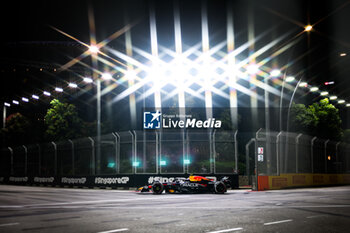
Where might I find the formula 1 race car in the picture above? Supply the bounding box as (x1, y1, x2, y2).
(138, 175, 231, 194)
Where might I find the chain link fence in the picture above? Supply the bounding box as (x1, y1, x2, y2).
(0, 130, 238, 177)
(246, 129, 350, 177)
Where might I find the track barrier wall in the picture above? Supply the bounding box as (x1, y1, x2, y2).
(248, 129, 350, 191)
(0, 174, 239, 189)
(258, 174, 350, 191)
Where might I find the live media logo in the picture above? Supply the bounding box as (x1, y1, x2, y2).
(143, 110, 222, 129)
(143, 111, 162, 129)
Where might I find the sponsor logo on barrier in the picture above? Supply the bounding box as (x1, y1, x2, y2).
(272, 178, 288, 188)
(313, 175, 324, 183)
(9, 177, 28, 182)
(34, 177, 55, 183)
(292, 175, 306, 185)
(61, 177, 87, 184)
(94, 177, 130, 185)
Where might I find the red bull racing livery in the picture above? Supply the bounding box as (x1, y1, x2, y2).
(138, 175, 231, 194)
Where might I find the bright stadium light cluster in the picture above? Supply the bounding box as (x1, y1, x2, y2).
(3, 7, 350, 113)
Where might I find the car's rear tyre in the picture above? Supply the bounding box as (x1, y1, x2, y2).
(214, 181, 226, 194)
(152, 181, 164, 194)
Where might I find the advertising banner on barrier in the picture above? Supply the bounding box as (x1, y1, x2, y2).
(0, 174, 239, 189)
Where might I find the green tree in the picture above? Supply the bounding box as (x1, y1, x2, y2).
(290, 98, 342, 140)
(310, 98, 342, 140)
(290, 103, 317, 134)
(0, 113, 32, 146)
(44, 99, 84, 141)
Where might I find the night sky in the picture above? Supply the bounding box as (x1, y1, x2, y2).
(1, 0, 350, 129)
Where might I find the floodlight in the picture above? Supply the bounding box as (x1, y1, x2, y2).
(89, 45, 99, 54)
(22, 97, 29, 102)
(330, 96, 337, 100)
(320, 91, 328, 96)
(12, 100, 19, 105)
(338, 100, 345, 104)
(68, 83, 78, 88)
(246, 64, 259, 74)
(310, 87, 319, 92)
(125, 70, 137, 80)
(299, 82, 308, 87)
(55, 87, 63, 92)
(305, 25, 312, 31)
(4, 102, 10, 107)
(83, 77, 93, 83)
(285, 76, 295, 82)
(102, 73, 113, 80)
(43, 91, 51, 96)
(270, 69, 281, 77)
(32, 95, 39, 100)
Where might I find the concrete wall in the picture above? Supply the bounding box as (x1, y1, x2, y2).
(258, 173, 350, 191)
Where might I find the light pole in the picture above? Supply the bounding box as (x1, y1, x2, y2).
(286, 78, 303, 133)
(2, 104, 7, 128)
(2, 102, 11, 128)
(279, 75, 295, 131)
(90, 44, 100, 175)
(284, 78, 303, 172)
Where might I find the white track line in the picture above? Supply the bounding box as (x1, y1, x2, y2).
(6, 204, 350, 210)
(0, 222, 19, 227)
(8, 195, 191, 208)
(264, 219, 293, 225)
(97, 228, 129, 233)
(207, 227, 243, 233)
(306, 215, 326, 219)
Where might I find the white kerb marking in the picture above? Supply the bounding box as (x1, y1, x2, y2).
(207, 227, 243, 233)
(97, 228, 129, 233)
(0, 223, 19, 227)
(264, 219, 293, 225)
